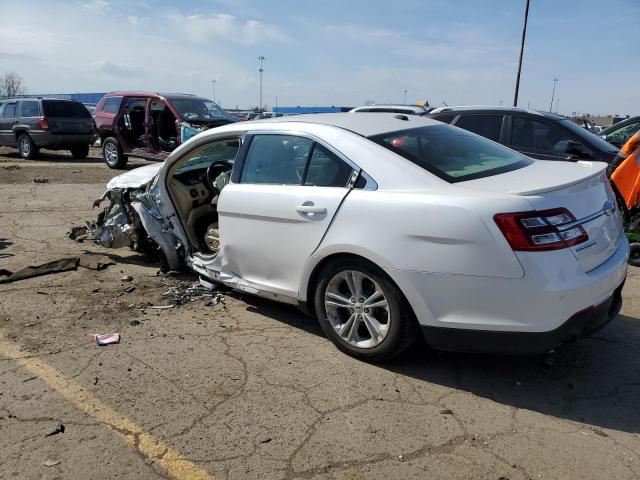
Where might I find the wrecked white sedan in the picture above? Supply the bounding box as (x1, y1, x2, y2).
(91, 113, 628, 361)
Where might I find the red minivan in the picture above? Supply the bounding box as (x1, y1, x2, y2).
(94, 91, 237, 168)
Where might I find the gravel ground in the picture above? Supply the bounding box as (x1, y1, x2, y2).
(1, 146, 639, 480)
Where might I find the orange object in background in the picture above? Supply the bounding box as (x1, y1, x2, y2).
(611, 130, 640, 210)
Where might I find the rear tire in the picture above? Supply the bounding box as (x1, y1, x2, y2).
(629, 242, 640, 267)
(313, 258, 416, 362)
(18, 134, 39, 159)
(70, 145, 89, 159)
(102, 137, 127, 169)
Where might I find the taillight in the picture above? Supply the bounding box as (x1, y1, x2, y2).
(37, 118, 49, 130)
(494, 208, 588, 252)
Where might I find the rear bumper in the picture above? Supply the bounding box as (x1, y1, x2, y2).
(420, 279, 624, 355)
(30, 132, 93, 148)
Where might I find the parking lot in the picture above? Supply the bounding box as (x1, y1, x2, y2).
(0, 148, 638, 479)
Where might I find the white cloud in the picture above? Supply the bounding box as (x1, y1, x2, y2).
(164, 12, 290, 45)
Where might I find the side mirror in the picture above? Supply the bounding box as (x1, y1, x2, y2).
(554, 140, 593, 159)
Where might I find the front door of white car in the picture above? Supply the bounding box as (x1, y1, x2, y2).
(217, 133, 358, 299)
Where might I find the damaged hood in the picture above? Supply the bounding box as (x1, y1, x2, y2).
(107, 163, 163, 190)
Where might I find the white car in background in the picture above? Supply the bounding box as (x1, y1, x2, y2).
(91, 113, 628, 361)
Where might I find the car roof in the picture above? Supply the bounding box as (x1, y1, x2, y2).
(104, 91, 205, 100)
(250, 112, 440, 137)
(351, 104, 427, 113)
(430, 105, 567, 120)
(1, 97, 78, 102)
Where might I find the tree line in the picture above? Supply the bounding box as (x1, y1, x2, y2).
(0, 72, 27, 98)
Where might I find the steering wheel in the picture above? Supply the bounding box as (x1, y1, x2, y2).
(206, 161, 232, 196)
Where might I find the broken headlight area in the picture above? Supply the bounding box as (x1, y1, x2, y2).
(71, 188, 181, 269)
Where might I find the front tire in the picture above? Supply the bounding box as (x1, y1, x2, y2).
(313, 258, 416, 362)
(70, 145, 89, 159)
(102, 137, 127, 169)
(18, 134, 39, 159)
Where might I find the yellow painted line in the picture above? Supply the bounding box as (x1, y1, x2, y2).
(0, 336, 215, 480)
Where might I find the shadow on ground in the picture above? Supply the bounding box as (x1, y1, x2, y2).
(244, 293, 640, 434)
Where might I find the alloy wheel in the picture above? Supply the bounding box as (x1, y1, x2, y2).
(20, 137, 31, 156)
(104, 142, 118, 165)
(324, 270, 391, 349)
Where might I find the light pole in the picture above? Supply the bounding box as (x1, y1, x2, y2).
(211, 80, 216, 103)
(513, 0, 530, 107)
(549, 77, 558, 112)
(404, 89, 407, 104)
(258, 56, 265, 112)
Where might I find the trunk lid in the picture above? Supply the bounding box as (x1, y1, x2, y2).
(462, 160, 624, 272)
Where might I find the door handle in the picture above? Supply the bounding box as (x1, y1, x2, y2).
(296, 205, 327, 215)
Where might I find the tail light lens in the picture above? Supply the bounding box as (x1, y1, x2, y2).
(37, 118, 49, 130)
(494, 208, 588, 251)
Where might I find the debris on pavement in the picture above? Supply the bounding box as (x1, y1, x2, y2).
(0, 254, 115, 284)
(93, 333, 121, 346)
(68, 222, 98, 242)
(148, 305, 174, 310)
(121, 275, 133, 282)
(161, 281, 224, 306)
(440, 409, 454, 415)
(43, 459, 61, 467)
(2, 164, 20, 170)
(593, 429, 609, 437)
(33, 176, 49, 183)
(123, 286, 136, 293)
(129, 319, 141, 326)
(45, 424, 65, 437)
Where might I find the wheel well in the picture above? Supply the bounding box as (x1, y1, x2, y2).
(14, 130, 28, 140)
(305, 253, 416, 322)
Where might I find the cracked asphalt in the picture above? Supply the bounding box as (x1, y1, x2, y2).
(1, 147, 639, 480)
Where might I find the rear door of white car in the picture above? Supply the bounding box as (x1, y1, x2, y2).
(218, 132, 358, 298)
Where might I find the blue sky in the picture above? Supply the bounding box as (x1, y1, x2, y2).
(0, 0, 638, 114)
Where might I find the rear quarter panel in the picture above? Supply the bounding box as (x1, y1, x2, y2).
(299, 188, 533, 301)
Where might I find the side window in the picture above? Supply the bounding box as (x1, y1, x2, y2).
(511, 117, 573, 151)
(304, 144, 354, 187)
(454, 114, 503, 142)
(0, 103, 5, 117)
(21, 100, 41, 117)
(607, 122, 640, 146)
(432, 114, 455, 124)
(241, 135, 312, 185)
(4, 102, 17, 118)
(173, 139, 240, 175)
(102, 96, 123, 114)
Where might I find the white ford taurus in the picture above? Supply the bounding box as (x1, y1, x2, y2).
(92, 113, 628, 361)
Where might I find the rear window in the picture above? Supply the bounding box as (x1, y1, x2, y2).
(102, 96, 122, 114)
(369, 124, 532, 183)
(43, 100, 91, 118)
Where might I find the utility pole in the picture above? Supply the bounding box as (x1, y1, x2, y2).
(258, 56, 265, 112)
(403, 89, 407, 104)
(513, 0, 530, 107)
(275, 95, 278, 111)
(211, 80, 216, 103)
(550, 77, 558, 112)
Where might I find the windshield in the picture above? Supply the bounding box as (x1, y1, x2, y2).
(560, 119, 619, 153)
(42, 100, 91, 118)
(369, 124, 532, 183)
(169, 98, 233, 121)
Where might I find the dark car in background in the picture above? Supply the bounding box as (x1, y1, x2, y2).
(429, 106, 619, 164)
(94, 91, 237, 168)
(599, 115, 640, 148)
(0, 97, 94, 159)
